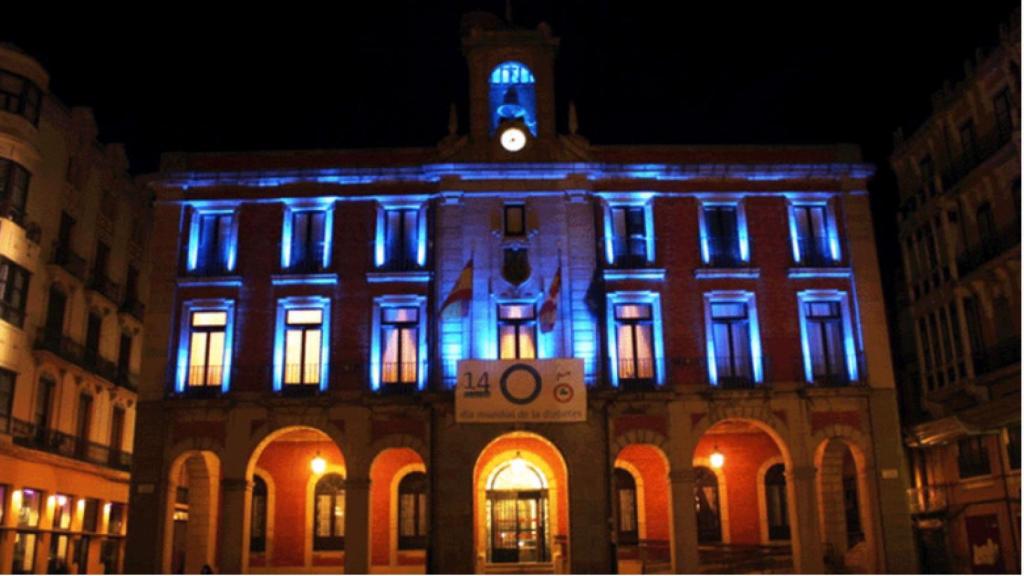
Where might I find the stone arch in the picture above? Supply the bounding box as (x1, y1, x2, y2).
(813, 436, 878, 573)
(611, 427, 670, 457)
(368, 447, 428, 570)
(243, 421, 348, 478)
(369, 433, 428, 464)
(163, 449, 222, 574)
(689, 405, 793, 467)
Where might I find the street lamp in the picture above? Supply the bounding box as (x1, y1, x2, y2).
(710, 447, 725, 469)
(311, 452, 327, 475)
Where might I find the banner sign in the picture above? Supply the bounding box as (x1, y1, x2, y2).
(455, 359, 586, 423)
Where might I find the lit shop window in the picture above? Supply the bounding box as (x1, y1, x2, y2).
(176, 301, 235, 394)
(282, 207, 331, 272)
(797, 291, 859, 386)
(274, 298, 330, 393)
(498, 303, 537, 360)
(186, 209, 237, 275)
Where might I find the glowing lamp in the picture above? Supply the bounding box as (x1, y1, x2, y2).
(311, 453, 327, 475)
(710, 448, 725, 470)
(56, 495, 67, 507)
(510, 451, 528, 476)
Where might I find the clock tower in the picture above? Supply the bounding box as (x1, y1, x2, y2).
(461, 12, 559, 155)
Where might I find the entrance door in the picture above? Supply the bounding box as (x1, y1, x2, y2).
(489, 490, 548, 564)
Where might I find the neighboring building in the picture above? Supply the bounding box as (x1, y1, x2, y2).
(891, 11, 1021, 575)
(0, 45, 150, 573)
(125, 13, 915, 575)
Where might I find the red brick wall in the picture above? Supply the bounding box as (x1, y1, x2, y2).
(370, 448, 424, 566)
(617, 444, 670, 542)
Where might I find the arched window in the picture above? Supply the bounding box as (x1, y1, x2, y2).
(313, 474, 345, 551)
(764, 464, 789, 541)
(250, 476, 267, 552)
(489, 61, 537, 136)
(694, 466, 721, 543)
(614, 468, 639, 546)
(398, 472, 427, 550)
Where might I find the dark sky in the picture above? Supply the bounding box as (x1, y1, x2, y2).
(1, 1, 1017, 321)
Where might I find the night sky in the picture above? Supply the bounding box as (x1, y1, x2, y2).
(1, 1, 1018, 328)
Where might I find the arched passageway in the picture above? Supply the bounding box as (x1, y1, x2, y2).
(369, 447, 427, 573)
(614, 443, 672, 574)
(164, 451, 221, 574)
(815, 437, 877, 573)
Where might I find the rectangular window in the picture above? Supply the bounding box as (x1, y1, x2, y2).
(381, 307, 418, 387)
(504, 204, 525, 237)
(110, 406, 125, 453)
(993, 88, 1013, 144)
(76, 394, 93, 451)
(610, 206, 648, 267)
(918, 155, 934, 196)
(0, 257, 30, 327)
(959, 119, 978, 167)
(85, 313, 102, 368)
(0, 69, 43, 124)
(34, 376, 54, 436)
(791, 204, 836, 266)
(957, 436, 992, 479)
(498, 304, 536, 360)
(614, 304, 654, 387)
(803, 301, 849, 385)
(192, 212, 234, 274)
(187, 311, 228, 389)
(92, 242, 109, 284)
(1006, 426, 1021, 471)
(383, 208, 420, 269)
(283, 309, 323, 388)
(18, 488, 41, 527)
(118, 332, 132, 379)
(710, 302, 754, 387)
(14, 488, 42, 575)
(108, 503, 126, 535)
(0, 368, 14, 433)
(288, 209, 328, 272)
(0, 157, 31, 223)
(704, 206, 742, 266)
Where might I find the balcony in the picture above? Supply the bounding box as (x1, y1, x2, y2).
(908, 485, 949, 515)
(89, 274, 122, 306)
(34, 328, 125, 388)
(9, 418, 132, 472)
(50, 245, 88, 282)
(955, 221, 1021, 277)
(0, 299, 25, 328)
(972, 337, 1021, 377)
(792, 236, 844, 268)
(184, 260, 233, 277)
(120, 295, 146, 322)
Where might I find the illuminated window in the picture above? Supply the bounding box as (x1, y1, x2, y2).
(286, 209, 329, 272)
(52, 494, 72, 530)
(803, 301, 848, 385)
(398, 472, 427, 550)
(614, 468, 639, 546)
(188, 211, 236, 275)
(0, 69, 43, 124)
(250, 476, 267, 552)
(498, 304, 536, 359)
(489, 61, 537, 136)
(187, 311, 228, 389)
(613, 303, 654, 388)
(609, 206, 649, 267)
(790, 204, 838, 267)
(0, 257, 30, 327)
(708, 302, 754, 387)
(13, 488, 41, 574)
(702, 205, 742, 266)
(283, 309, 323, 388)
(314, 474, 345, 551)
(382, 307, 418, 388)
(0, 157, 31, 223)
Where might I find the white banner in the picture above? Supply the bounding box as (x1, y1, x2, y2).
(455, 359, 586, 423)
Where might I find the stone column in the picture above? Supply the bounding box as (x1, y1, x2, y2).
(787, 465, 824, 574)
(344, 477, 371, 575)
(0, 486, 15, 573)
(217, 477, 251, 575)
(668, 468, 700, 573)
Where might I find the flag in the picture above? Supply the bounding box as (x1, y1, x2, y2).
(584, 266, 604, 316)
(539, 266, 562, 332)
(440, 259, 473, 319)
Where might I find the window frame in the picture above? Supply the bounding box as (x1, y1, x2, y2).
(704, 291, 763, 387)
(0, 68, 43, 125)
(0, 368, 15, 433)
(957, 435, 992, 479)
(273, 297, 330, 393)
(370, 295, 427, 392)
(796, 290, 860, 385)
(497, 302, 538, 360)
(0, 256, 30, 327)
(607, 204, 653, 267)
(313, 473, 346, 551)
(0, 156, 31, 223)
(175, 299, 236, 394)
(186, 207, 239, 275)
(397, 471, 428, 550)
(606, 291, 665, 388)
(699, 200, 750, 266)
(788, 200, 842, 267)
(282, 203, 333, 273)
(375, 202, 426, 271)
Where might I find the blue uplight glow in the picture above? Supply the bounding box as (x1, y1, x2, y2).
(702, 291, 764, 386)
(489, 62, 538, 136)
(796, 290, 860, 384)
(272, 296, 331, 392)
(603, 269, 666, 281)
(606, 291, 666, 388)
(176, 299, 236, 394)
(270, 274, 339, 286)
(694, 268, 760, 280)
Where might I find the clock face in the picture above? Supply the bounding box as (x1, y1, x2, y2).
(500, 127, 527, 152)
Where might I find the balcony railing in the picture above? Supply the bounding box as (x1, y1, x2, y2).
(51, 245, 88, 282)
(793, 236, 843, 268)
(185, 260, 233, 277)
(284, 258, 328, 274)
(956, 221, 1021, 277)
(89, 274, 122, 305)
(34, 328, 126, 388)
(120, 296, 146, 322)
(381, 361, 418, 387)
(973, 337, 1021, 376)
(9, 418, 132, 472)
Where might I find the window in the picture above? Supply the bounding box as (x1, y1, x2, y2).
(282, 309, 323, 388)
(285, 209, 329, 272)
(34, 376, 54, 437)
(918, 155, 935, 196)
(614, 468, 639, 546)
(0, 157, 31, 223)
(489, 61, 537, 135)
(1005, 426, 1020, 470)
(188, 211, 235, 275)
(92, 241, 110, 285)
(382, 307, 419, 388)
(124, 265, 139, 304)
(76, 394, 93, 456)
(708, 301, 755, 387)
(187, 311, 228, 390)
(314, 474, 345, 551)
(958, 436, 992, 479)
(702, 205, 744, 266)
(397, 472, 427, 550)
(274, 298, 329, 392)
(609, 206, 650, 267)
(993, 88, 1013, 144)
(498, 304, 536, 360)
(0, 69, 43, 124)
(959, 119, 978, 167)
(694, 467, 722, 543)
(85, 312, 102, 366)
(802, 301, 849, 385)
(790, 204, 839, 266)
(117, 333, 132, 380)
(503, 204, 525, 237)
(110, 406, 125, 453)
(0, 485, 4, 524)
(13, 488, 42, 574)
(764, 464, 790, 541)
(377, 206, 424, 270)
(0, 257, 30, 327)
(976, 201, 996, 248)
(108, 503, 126, 535)
(0, 368, 13, 433)
(250, 476, 267, 552)
(613, 303, 654, 388)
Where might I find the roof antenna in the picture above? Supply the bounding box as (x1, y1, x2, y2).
(505, 0, 513, 25)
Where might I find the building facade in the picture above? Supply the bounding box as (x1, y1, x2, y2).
(0, 44, 151, 573)
(126, 14, 916, 575)
(891, 12, 1021, 575)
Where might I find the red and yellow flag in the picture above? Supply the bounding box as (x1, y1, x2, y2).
(440, 258, 473, 319)
(539, 266, 561, 332)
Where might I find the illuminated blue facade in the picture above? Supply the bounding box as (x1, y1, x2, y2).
(489, 61, 537, 136)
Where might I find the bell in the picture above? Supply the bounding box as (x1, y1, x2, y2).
(496, 87, 526, 120)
